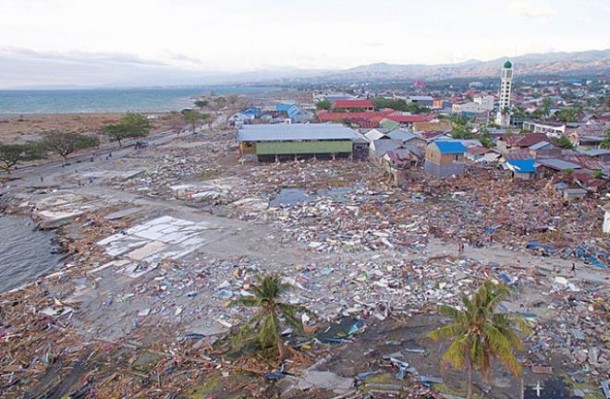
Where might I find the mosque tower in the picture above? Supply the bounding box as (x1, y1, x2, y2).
(495, 60, 513, 127)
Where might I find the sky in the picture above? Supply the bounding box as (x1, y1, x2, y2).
(1, 0, 609, 87)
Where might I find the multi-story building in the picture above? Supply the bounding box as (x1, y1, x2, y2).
(495, 60, 513, 127)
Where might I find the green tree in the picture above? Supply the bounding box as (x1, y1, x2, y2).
(555, 108, 578, 123)
(121, 112, 152, 137)
(78, 134, 100, 149)
(230, 273, 314, 362)
(513, 106, 528, 121)
(42, 132, 98, 165)
(452, 127, 473, 139)
(0, 142, 45, 174)
(372, 98, 407, 111)
(102, 113, 151, 147)
(428, 280, 530, 399)
(181, 109, 203, 133)
(478, 127, 494, 148)
(554, 135, 574, 149)
(542, 97, 553, 120)
(315, 99, 332, 111)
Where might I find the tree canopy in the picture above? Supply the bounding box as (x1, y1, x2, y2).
(315, 99, 331, 111)
(230, 273, 314, 362)
(102, 113, 151, 147)
(542, 97, 553, 120)
(42, 132, 99, 164)
(371, 98, 430, 114)
(477, 127, 494, 148)
(181, 109, 204, 133)
(428, 280, 530, 398)
(0, 142, 45, 174)
(554, 108, 578, 123)
(554, 135, 574, 149)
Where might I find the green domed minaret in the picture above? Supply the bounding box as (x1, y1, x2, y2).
(496, 60, 514, 127)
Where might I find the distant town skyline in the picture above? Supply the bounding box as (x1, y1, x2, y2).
(1, 0, 609, 87)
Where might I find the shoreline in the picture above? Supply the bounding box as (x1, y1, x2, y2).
(0, 209, 69, 294)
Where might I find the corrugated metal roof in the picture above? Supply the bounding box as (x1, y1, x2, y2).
(387, 129, 417, 142)
(409, 96, 434, 101)
(434, 140, 467, 154)
(276, 103, 296, 112)
(372, 139, 404, 157)
(506, 159, 537, 173)
(538, 158, 583, 171)
(332, 99, 375, 109)
(364, 129, 388, 142)
(583, 149, 610, 157)
(236, 124, 360, 142)
(529, 141, 555, 150)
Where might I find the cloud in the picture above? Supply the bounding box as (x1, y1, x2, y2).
(0, 47, 169, 67)
(509, 1, 555, 18)
(0, 47, 215, 88)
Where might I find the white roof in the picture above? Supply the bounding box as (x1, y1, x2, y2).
(364, 129, 388, 142)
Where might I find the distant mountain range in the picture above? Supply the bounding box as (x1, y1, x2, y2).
(313, 49, 610, 83)
(1, 48, 609, 89)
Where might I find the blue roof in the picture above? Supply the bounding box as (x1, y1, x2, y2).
(434, 140, 466, 154)
(286, 105, 301, 118)
(507, 159, 536, 173)
(276, 103, 296, 112)
(242, 107, 260, 116)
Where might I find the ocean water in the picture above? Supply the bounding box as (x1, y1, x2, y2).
(0, 86, 274, 115)
(0, 215, 63, 293)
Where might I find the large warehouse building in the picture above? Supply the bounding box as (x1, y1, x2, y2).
(236, 124, 367, 162)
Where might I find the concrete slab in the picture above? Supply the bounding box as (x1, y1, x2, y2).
(126, 241, 169, 261)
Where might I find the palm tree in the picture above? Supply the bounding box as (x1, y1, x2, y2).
(230, 273, 314, 362)
(428, 280, 530, 399)
(542, 97, 553, 120)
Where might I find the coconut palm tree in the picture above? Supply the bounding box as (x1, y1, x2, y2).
(428, 280, 530, 399)
(230, 273, 314, 362)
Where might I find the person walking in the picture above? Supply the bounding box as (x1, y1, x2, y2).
(571, 263, 576, 274)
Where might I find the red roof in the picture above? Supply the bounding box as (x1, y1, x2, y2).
(332, 99, 375, 110)
(515, 134, 549, 147)
(385, 114, 433, 124)
(504, 133, 548, 147)
(468, 147, 491, 155)
(317, 110, 392, 123)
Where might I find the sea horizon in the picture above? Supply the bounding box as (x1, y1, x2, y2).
(0, 85, 277, 115)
